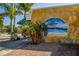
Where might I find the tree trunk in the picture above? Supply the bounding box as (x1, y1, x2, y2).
(24, 11, 26, 20)
(13, 16, 15, 32)
(10, 19, 13, 40)
(22, 11, 26, 39)
(31, 32, 40, 44)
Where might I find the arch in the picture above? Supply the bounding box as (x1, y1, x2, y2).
(43, 17, 68, 36)
(43, 17, 68, 25)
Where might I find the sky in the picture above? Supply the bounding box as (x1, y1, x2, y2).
(31, 3, 76, 9)
(0, 3, 77, 26)
(0, 6, 24, 26)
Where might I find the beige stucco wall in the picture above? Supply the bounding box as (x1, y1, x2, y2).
(31, 4, 79, 43)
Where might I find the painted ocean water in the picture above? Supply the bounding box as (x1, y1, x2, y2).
(47, 28, 67, 36)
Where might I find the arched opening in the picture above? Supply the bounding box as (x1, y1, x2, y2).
(44, 17, 68, 36)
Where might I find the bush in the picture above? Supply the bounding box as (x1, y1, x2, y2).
(21, 21, 48, 44)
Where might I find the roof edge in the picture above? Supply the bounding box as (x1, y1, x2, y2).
(31, 3, 79, 10)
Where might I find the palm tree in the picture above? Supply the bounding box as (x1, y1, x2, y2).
(0, 12, 8, 33)
(13, 4, 22, 33)
(17, 3, 34, 39)
(0, 3, 33, 40)
(18, 3, 33, 20)
(0, 3, 16, 40)
(20, 21, 48, 44)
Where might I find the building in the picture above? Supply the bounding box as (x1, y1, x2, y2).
(31, 4, 79, 43)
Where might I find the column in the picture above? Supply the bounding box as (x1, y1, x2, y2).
(68, 12, 77, 40)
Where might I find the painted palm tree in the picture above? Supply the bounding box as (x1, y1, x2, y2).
(18, 3, 33, 20)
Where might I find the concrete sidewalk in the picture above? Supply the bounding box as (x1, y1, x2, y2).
(5, 49, 51, 56)
(0, 39, 28, 56)
(5, 43, 78, 56)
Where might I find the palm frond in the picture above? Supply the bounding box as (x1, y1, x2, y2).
(15, 10, 23, 15)
(0, 12, 9, 16)
(18, 3, 34, 12)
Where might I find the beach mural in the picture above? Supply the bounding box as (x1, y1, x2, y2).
(44, 18, 68, 36)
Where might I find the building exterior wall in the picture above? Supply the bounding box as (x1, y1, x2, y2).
(26, 10, 31, 20)
(31, 4, 79, 43)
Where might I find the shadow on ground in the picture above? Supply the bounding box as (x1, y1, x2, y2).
(0, 39, 28, 50)
(18, 42, 79, 56)
(0, 39, 79, 56)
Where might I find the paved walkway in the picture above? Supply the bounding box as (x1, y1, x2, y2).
(0, 34, 78, 56)
(0, 39, 28, 56)
(5, 49, 51, 56)
(5, 43, 79, 56)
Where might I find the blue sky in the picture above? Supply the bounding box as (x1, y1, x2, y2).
(0, 3, 77, 26)
(0, 6, 24, 26)
(31, 3, 76, 9)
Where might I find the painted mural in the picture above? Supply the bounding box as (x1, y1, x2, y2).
(44, 18, 68, 36)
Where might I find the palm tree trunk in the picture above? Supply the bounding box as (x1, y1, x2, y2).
(10, 19, 13, 40)
(13, 16, 15, 32)
(24, 11, 26, 20)
(13, 4, 15, 32)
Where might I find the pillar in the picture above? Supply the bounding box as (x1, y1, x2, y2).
(68, 12, 78, 43)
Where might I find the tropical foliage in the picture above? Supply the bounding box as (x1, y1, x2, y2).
(0, 3, 33, 40)
(20, 21, 48, 44)
(18, 3, 33, 19)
